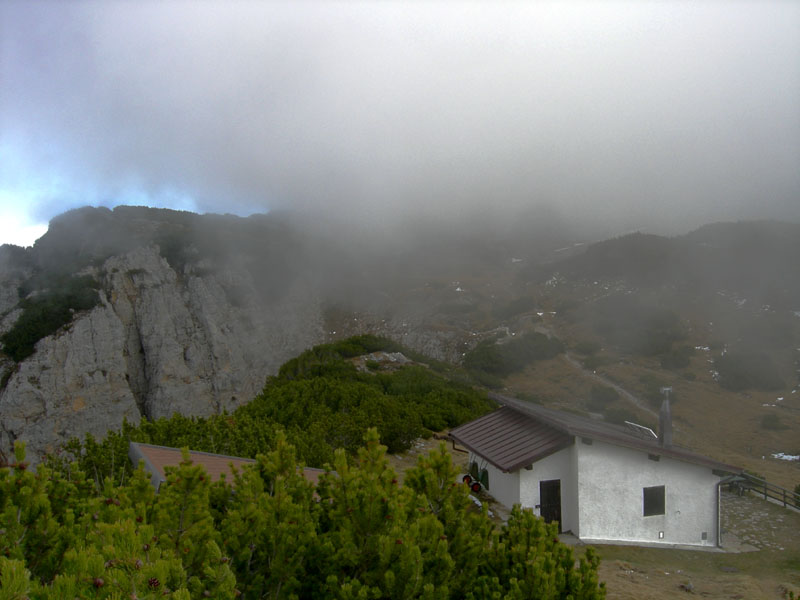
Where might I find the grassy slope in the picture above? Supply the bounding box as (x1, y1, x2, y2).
(487, 295, 799, 599)
(595, 489, 800, 599)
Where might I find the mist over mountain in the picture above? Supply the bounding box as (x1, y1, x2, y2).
(0, 206, 798, 465)
(539, 220, 800, 310)
(3, 2, 799, 249)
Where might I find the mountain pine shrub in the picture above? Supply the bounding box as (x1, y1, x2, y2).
(3, 432, 606, 599)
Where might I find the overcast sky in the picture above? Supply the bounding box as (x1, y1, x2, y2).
(1, 1, 798, 247)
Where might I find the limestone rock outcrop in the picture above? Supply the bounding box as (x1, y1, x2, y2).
(0, 245, 325, 463)
(0, 206, 493, 464)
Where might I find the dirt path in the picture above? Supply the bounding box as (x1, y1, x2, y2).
(386, 435, 470, 483)
(560, 352, 658, 418)
(533, 321, 657, 418)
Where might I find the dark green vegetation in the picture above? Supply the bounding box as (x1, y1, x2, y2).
(635, 374, 679, 408)
(530, 221, 800, 392)
(0, 206, 311, 363)
(4, 335, 606, 598)
(714, 352, 784, 392)
(550, 222, 800, 310)
(463, 332, 564, 387)
(586, 385, 619, 412)
(53, 335, 493, 486)
(759, 413, 787, 431)
(1, 275, 99, 362)
(583, 386, 640, 426)
(491, 296, 536, 321)
(588, 294, 686, 357)
(572, 340, 601, 356)
(1, 431, 605, 599)
(659, 344, 695, 370)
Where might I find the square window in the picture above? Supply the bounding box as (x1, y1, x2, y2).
(643, 485, 665, 516)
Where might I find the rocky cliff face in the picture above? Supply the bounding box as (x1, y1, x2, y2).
(0, 246, 31, 335)
(0, 244, 326, 463)
(0, 206, 506, 463)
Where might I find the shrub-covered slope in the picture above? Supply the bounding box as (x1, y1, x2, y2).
(1, 429, 605, 599)
(52, 335, 494, 484)
(0, 335, 607, 599)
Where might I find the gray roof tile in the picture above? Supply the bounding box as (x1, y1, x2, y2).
(450, 393, 741, 474)
(450, 406, 572, 472)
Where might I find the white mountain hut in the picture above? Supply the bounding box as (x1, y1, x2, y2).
(450, 393, 741, 548)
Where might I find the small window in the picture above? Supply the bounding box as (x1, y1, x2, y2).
(643, 485, 665, 516)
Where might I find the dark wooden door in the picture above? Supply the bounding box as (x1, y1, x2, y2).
(539, 479, 562, 532)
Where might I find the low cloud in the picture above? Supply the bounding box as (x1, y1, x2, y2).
(1, 1, 798, 242)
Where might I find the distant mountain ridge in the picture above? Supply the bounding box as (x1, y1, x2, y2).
(0, 205, 497, 461)
(1, 207, 798, 462)
(548, 220, 800, 309)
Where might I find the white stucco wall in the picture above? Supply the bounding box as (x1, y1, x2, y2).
(470, 454, 520, 508)
(575, 440, 719, 547)
(518, 445, 578, 534)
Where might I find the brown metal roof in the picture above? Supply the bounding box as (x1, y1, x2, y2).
(129, 442, 326, 490)
(486, 393, 741, 474)
(449, 406, 572, 472)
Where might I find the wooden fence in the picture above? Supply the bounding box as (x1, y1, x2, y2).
(732, 472, 800, 510)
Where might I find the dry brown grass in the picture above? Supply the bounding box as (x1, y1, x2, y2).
(594, 490, 800, 599)
(503, 311, 800, 491)
(385, 435, 470, 484)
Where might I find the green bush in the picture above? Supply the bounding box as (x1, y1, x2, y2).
(591, 295, 685, 356)
(715, 352, 784, 391)
(660, 345, 695, 370)
(581, 354, 613, 370)
(573, 340, 601, 356)
(1, 276, 99, 362)
(52, 336, 494, 484)
(587, 385, 619, 411)
(463, 332, 564, 378)
(6, 431, 606, 599)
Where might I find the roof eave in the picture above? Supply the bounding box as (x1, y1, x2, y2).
(449, 433, 513, 473)
(490, 393, 743, 474)
(450, 425, 574, 473)
(503, 438, 574, 472)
